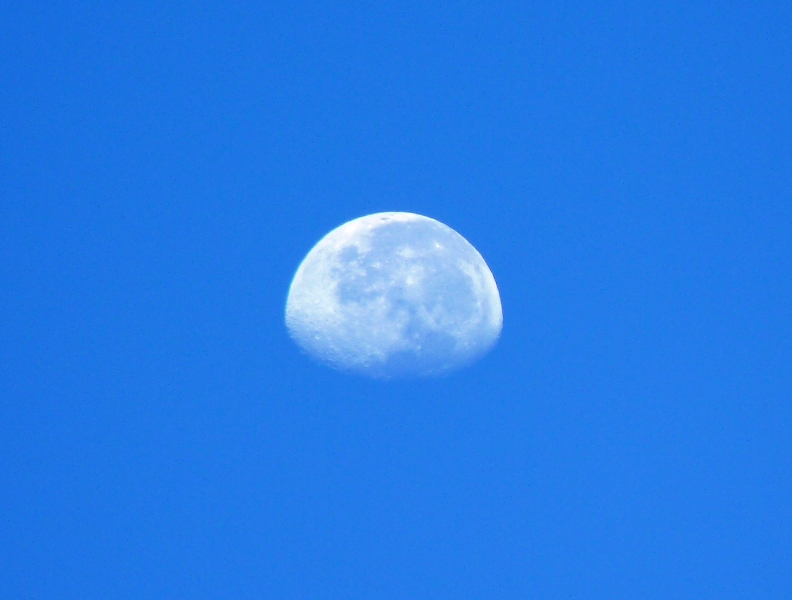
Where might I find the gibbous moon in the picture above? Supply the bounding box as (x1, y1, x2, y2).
(285, 212, 502, 378)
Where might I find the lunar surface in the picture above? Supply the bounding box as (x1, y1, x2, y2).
(285, 212, 502, 378)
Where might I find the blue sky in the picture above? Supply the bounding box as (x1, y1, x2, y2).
(2, 2, 791, 598)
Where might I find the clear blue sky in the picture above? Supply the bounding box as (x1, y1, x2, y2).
(2, 2, 790, 598)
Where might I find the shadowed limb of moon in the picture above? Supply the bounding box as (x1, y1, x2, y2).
(285, 212, 503, 379)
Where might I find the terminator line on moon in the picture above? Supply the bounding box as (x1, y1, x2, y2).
(285, 212, 503, 378)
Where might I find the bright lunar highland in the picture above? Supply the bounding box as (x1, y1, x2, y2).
(285, 212, 503, 378)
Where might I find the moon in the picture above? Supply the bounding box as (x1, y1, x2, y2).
(285, 212, 503, 378)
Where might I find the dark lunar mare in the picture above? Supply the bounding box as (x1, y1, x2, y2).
(333, 219, 488, 378)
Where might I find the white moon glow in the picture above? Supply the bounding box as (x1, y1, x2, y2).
(285, 212, 503, 378)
